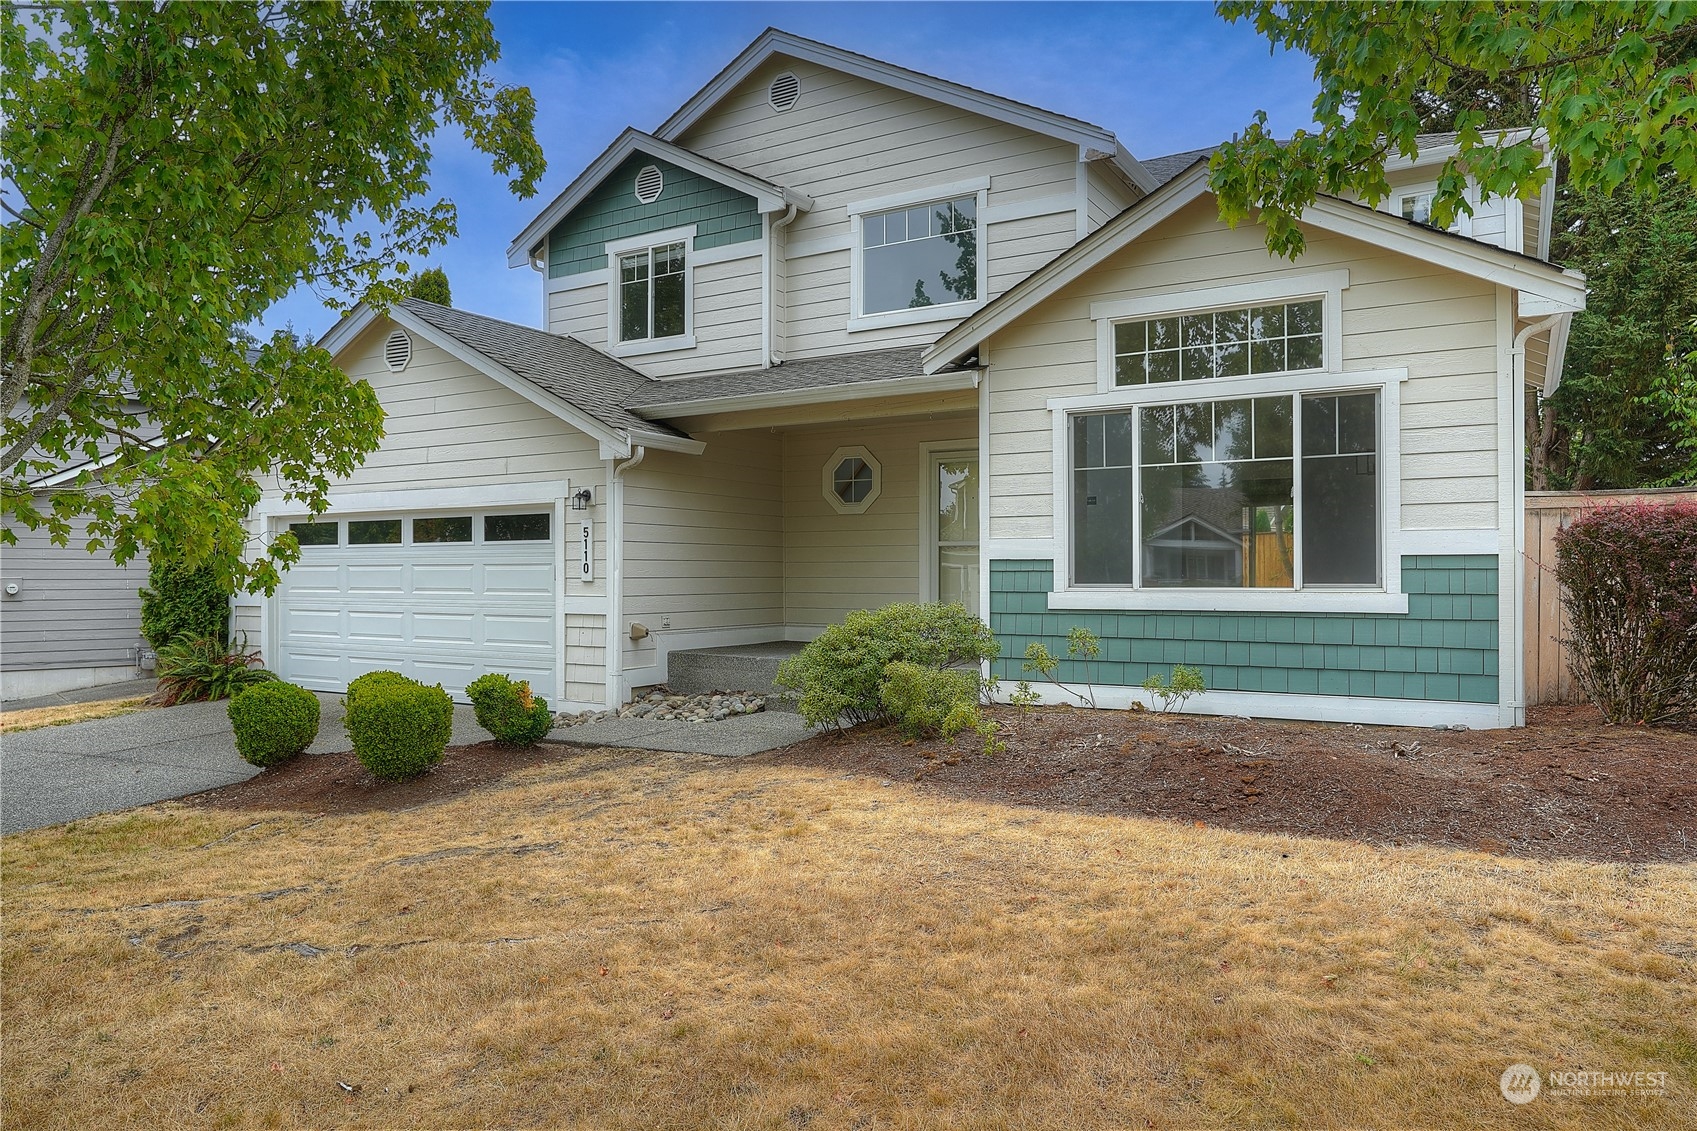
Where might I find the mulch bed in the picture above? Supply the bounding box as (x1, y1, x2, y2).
(187, 705, 1697, 864)
(760, 703, 1697, 863)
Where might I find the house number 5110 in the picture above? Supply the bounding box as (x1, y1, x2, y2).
(578, 520, 594, 583)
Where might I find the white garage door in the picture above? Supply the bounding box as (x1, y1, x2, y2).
(273, 509, 560, 699)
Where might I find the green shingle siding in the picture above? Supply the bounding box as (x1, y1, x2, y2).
(989, 557, 1500, 703)
(547, 155, 761, 278)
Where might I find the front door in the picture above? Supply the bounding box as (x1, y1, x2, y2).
(932, 451, 980, 617)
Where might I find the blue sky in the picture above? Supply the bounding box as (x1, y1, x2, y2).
(257, 1, 1320, 341)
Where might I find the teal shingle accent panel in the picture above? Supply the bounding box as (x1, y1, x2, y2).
(548, 155, 761, 277)
(987, 556, 1501, 704)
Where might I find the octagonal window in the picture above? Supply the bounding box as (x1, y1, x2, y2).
(823, 446, 881, 514)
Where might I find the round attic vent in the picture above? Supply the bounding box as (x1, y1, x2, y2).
(634, 164, 664, 204)
(383, 328, 412, 372)
(769, 71, 800, 111)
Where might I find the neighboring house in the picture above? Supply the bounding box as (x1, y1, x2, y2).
(2, 453, 148, 700)
(234, 29, 1584, 728)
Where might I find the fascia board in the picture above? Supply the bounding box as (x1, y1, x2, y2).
(505, 129, 808, 269)
(655, 29, 1118, 154)
(385, 306, 630, 457)
(632, 370, 980, 420)
(318, 303, 378, 358)
(1303, 197, 1586, 312)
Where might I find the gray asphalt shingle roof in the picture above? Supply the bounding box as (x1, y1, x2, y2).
(396, 297, 691, 447)
(624, 346, 936, 410)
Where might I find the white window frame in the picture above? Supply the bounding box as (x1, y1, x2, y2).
(846, 177, 989, 334)
(606, 224, 697, 356)
(1049, 273, 1407, 613)
(1386, 182, 1474, 238)
(1091, 270, 1349, 393)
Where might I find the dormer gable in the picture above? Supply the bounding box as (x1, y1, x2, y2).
(505, 128, 811, 271)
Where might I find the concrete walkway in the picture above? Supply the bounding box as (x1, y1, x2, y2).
(3, 691, 818, 835)
(2, 676, 159, 712)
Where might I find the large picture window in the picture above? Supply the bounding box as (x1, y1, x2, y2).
(1071, 391, 1379, 590)
(861, 195, 978, 315)
(618, 241, 686, 343)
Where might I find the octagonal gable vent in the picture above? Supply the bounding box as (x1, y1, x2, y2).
(769, 71, 800, 112)
(383, 328, 412, 372)
(634, 164, 664, 204)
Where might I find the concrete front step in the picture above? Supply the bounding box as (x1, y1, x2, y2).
(665, 641, 805, 711)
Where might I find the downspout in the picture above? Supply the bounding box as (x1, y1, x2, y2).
(1508, 313, 1564, 725)
(605, 444, 647, 708)
(768, 204, 799, 366)
(529, 246, 547, 327)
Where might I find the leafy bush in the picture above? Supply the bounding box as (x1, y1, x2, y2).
(344, 673, 454, 781)
(466, 673, 553, 746)
(154, 636, 276, 705)
(1143, 664, 1206, 713)
(345, 670, 415, 712)
(1554, 501, 1697, 724)
(879, 662, 989, 740)
(1022, 626, 1103, 708)
(139, 562, 229, 650)
(228, 681, 320, 767)
(775, 602, 998, 729)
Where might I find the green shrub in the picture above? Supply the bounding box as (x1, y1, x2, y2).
(1142, 664, 1206, 713)
(878, 660, 998, 750)
(344, 674, 453, 781)
(228, 682, 320, 767)
(139, 562, 230, 650)
(465, 673, 554, 746)
(775, 602, 998, 729)
(1554, 501, 1697, 724)
(154, 636, 276, 705)
(345, 670, 415, 712)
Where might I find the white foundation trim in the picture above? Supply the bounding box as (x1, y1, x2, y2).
(995, 680, 1512, 730)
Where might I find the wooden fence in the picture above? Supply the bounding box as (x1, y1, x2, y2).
(1523, 487, 1697, 707)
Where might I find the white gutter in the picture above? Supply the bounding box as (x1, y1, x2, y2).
(604, 444, 647, 707)
(633, 370, 980, 420)
(767, 203, 799, 366)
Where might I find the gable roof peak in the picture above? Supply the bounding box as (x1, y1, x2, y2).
(654, 27, 1155, 192)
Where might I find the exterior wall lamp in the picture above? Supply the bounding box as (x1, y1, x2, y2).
(570, 488, 595, 511)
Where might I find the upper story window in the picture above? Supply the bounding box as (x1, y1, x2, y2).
(619, 242, 686, 342)
(847, 178, 988, 333)
(1400, 191, 1435, 226)
(606, 225, 697, 356)
(862, 195, 978, 314)
(1113, 299, 1323, 386)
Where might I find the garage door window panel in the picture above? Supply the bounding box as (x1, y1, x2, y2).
(485, 512, 551, 542)
(413, 516, 473, 543)
(290, 521, 339, 547)
(348, 519, 402, 545)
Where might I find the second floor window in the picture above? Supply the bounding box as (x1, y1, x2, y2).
(619, 241, 686, 342)
(861, 195, 977, 315)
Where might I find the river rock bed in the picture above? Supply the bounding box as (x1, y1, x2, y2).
(556, 688, 766, 727)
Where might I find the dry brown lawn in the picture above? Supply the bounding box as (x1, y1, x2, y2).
(3, 745, 1693, 1129)
(0, 696, 150, 733)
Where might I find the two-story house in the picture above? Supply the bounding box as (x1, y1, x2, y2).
(235, 29, 1585, 728)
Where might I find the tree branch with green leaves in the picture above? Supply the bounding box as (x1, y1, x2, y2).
(2, 1, 545, 591)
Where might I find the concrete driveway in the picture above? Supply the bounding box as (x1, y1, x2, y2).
(1, 694, 494, 835)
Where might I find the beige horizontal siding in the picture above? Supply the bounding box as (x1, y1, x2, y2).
(678, 56, 1083, 359)
(986, 195, 1504, 543)
(782, 416, 975, 627)
(565, 613, 605, 705)
(622, 432, 783, 636)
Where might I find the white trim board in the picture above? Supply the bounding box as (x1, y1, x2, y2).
(997, 681, 1514, 730)
(922, 165, 1587, 374)
(632, 370, 980, 420)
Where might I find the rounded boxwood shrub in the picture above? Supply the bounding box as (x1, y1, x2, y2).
(344, 674, 454, 781)
(228, 681, 321, 768)
(465, 672, 554, 746)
